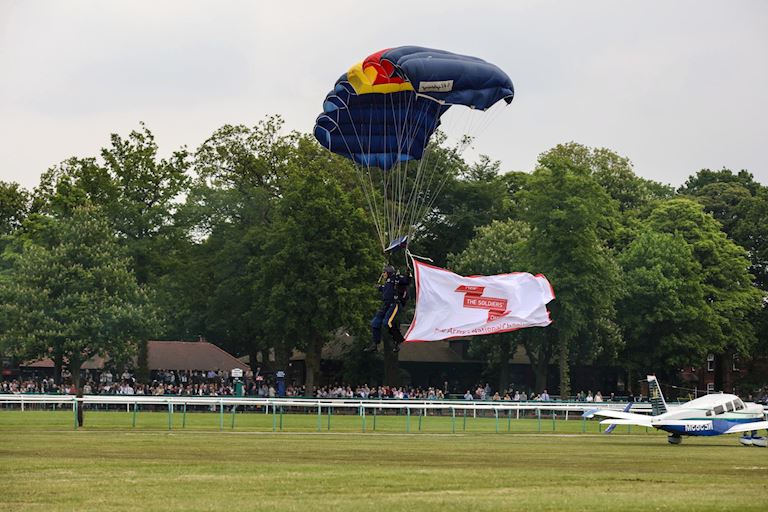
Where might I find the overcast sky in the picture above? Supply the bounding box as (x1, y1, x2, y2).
(1, 0, 766, 191)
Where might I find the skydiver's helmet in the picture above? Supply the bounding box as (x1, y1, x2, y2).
(383, 265, 396, 276)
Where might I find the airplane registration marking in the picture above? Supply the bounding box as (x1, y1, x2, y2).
(685, 422, 713, 432)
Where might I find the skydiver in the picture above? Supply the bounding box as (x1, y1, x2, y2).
(364, 264, 410, 353)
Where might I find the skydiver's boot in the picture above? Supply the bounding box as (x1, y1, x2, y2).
(391, 329, 405, 353)
(363, 342, 378, 353)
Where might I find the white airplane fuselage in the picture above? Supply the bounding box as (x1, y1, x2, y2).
(652, 394, 765, 437)
(585, 376, 768, 445)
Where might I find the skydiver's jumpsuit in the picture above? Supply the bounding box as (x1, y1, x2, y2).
(371, 273, 410, 346)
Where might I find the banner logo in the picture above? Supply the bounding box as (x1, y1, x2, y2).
(455, 285, 509, 322)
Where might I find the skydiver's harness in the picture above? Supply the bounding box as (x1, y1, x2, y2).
(379, 273, 409, 306)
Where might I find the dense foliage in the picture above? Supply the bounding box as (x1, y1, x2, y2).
(1, 118, 765, 394)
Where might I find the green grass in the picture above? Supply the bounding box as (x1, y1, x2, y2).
(0, 407, 657, 434)
(1, 410, 767, 511)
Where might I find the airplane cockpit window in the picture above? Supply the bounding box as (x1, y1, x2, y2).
(714, 405, 725, 415)
(734, 399, 745, 410)
(725, 401, 735, 412)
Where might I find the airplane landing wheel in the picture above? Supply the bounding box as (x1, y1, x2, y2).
(667, 434, 682, 445)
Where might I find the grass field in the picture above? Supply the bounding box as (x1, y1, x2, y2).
(1, 410, 767, 511)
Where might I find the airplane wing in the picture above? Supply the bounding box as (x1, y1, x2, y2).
(583, 409, 653, 428)
(722, 421, 768, 434)
(603, 402, 633, 434)
(599, 419, 647, 426)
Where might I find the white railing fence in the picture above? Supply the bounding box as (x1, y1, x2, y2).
(2, 394, 765, 433)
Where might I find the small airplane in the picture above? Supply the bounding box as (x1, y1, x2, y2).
(583, 375, 768, 446)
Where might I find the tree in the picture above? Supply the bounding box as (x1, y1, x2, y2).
(644, 199, 763, 369)
(165, 117, 300, 365)
(0, 181, 30, 237)
(0, 207, 156, 390)
(34, 124, 191, 285)
(536, 143, 673, 212)
(679, 168, 761, 196)
(32, 125, 191, 381)
(679, 169, 768, 289)
(518, 144, 623, 398)
(252, 136, 379, 395)
(617, 230, 714, 378)
(732, 187, 768, 289)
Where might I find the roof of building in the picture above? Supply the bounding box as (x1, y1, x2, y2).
(287, 339, 482, 364)
(21, 341, 250, 372)
(147, 341, 250, 372)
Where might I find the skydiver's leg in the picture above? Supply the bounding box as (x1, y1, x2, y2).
(386, 302, 405, 351)
(365, 305, 386, 352)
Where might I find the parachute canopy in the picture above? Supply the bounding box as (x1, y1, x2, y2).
(313, 46, 514, 251)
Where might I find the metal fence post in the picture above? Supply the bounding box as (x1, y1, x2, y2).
(406, 407, 410, 433)
(272, 404, 277, 432)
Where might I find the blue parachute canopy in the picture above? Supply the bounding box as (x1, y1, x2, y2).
(313, 46, 514, 170)
(313, 46, 514, 252)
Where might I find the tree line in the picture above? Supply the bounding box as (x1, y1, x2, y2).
(1, 116, 766, 395)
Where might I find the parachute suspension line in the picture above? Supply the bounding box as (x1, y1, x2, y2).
(402, 103, 444, 241)
(394, 91, 413, 239)
(405, 106, 452, 236)
(335, 98, 387, 251)
(391, 91, 424, 242)
(383, 90, 417, 246)
(405, 247, 434, 269)
(388, 91, 408, 244)
(365, 105, 389, 251)
(388, 92, 443, 244)
(404, 101, 509, 242)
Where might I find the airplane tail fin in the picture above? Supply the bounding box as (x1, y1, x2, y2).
(647, 375, 668, 416)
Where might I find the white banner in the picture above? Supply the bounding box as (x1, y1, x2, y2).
(404, 261, 555, 342)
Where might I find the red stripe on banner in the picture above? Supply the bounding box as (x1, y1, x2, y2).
(455, 285, 485, 295)
(487, 310, 509, 322)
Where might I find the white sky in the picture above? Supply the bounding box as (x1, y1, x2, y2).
(1, 0, 766, 190)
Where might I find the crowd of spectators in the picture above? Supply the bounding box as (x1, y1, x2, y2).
(3, 372, 768, 404)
